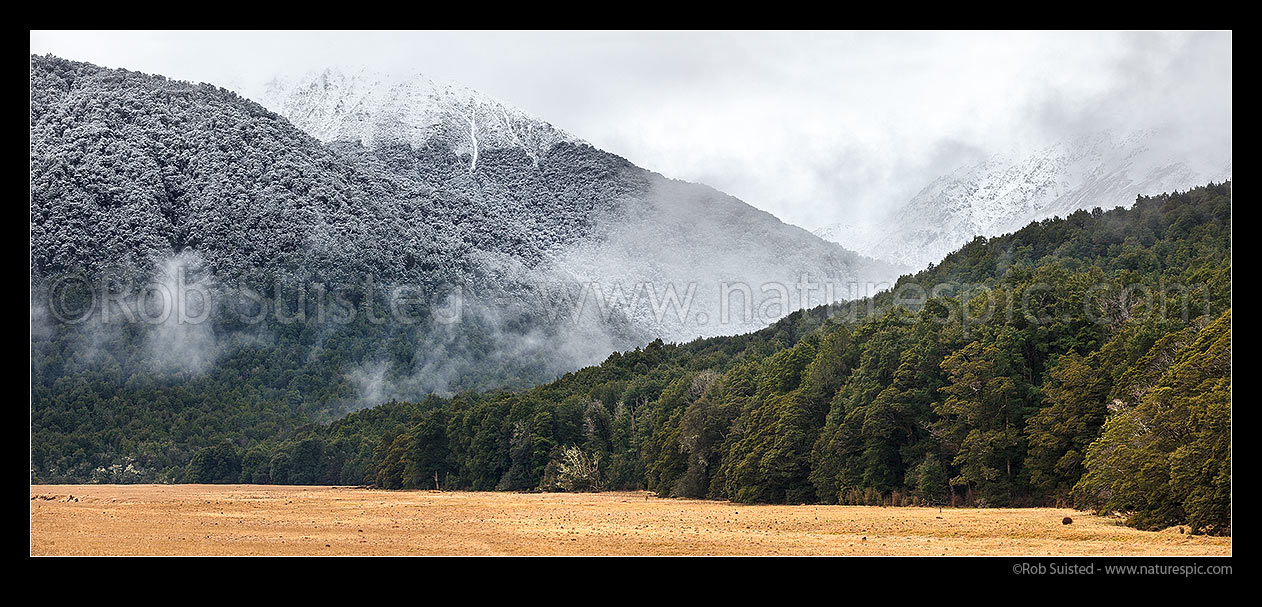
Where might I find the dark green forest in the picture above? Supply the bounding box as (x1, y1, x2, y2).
(31, 183, 1231, 534)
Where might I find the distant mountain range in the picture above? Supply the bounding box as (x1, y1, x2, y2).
(815, 131, 1232, 269)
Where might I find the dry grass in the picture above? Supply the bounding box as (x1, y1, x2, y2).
(30, 485, 1231, 556)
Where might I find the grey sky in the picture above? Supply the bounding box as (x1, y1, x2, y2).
(29, 30, 1231, 232)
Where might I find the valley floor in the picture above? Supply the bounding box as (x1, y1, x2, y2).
(30, 485, 1230, 556)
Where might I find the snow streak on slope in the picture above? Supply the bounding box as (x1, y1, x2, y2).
(816, 131, 1232, 270)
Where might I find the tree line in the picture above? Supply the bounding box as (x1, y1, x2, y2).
(174, 183, 1230, 534)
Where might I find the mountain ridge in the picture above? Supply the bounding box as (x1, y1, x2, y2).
(260, 67, 582, 172)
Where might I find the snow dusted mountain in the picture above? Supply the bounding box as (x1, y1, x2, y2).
(817, 131, 1232, 269)
(31, 56, 900, 401)
(260, 69, 579, 170)
(254, 68, 903, 342)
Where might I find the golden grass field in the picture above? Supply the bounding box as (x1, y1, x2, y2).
(30, 484, 1230, 556)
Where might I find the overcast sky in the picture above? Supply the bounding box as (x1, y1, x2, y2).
(30, 30, 1231, 231)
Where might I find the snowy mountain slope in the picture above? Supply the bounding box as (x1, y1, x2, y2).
(260, 69, 580, 171)
(29, 55, 636, 396)
(816, 131, 1232, 269)
(256, 68, 904, 342)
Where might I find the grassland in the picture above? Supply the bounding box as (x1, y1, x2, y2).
(29, 485, 1230, 556)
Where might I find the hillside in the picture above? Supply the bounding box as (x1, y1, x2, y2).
(257, 68, 903, 341)
(207, 183, 1230, 534)
(30, 55, 898, 482)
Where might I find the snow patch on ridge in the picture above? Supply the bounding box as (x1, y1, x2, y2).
(815, 130, 1232, 270)
(257, 68, 582, 171)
